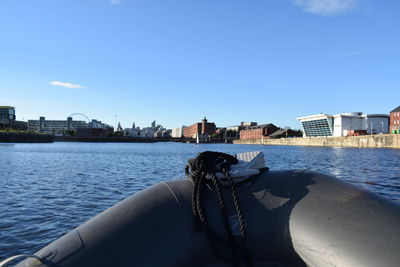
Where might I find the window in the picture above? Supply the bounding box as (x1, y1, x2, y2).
(301, 119, 333, 137)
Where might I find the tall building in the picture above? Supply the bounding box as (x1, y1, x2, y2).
(183, 117, 216, 138)
(151, 120, 156, 129)
(0, 106, 16, 129)
(0, 106, 27, 130)
(390, 106, 400, 133)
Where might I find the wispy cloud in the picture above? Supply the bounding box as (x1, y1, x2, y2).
(341, 49, 370, 57)
(328, 49, 373, 57)
(110, 0, 121, 4)
(49, 81, 85, 89)
(294, 0, 357, 17)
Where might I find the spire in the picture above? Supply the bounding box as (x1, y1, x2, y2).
(117, 122, 123, 132)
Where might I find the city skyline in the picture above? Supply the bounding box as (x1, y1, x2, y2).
(1, 0, 399, 129)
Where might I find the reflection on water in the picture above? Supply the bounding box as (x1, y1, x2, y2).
(0, 142, 399, 259)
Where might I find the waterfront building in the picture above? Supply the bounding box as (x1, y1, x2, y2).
(0, 106, 27, 130)
(225, 126, 241, 139)
(239, 123, 279, 140)
(27, 116, 113, 136)
(365, 114, 390, 134)
(124, 127, 141, 137)
(183, 117, 216, 138)
(88, 119, 113, 129)
(269, 128, 302, 139)
(390, 106, 400, 133)
(172, 126, 186, 138)
(141, 127, 154, 138)
(297, 114, 334, 137)
(153, 130, 171, 138)
(298, 112, 389, 137)
(154, 124, 166, 132)
(225, 122, 256, 139)
(28, 117, 86, 135)
(164, 129, 172, 138)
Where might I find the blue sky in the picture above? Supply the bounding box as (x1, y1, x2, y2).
(1, 0, 399, 129)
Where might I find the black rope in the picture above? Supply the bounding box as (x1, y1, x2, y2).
(186, 151, 252, 267)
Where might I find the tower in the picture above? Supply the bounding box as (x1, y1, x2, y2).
(201, 117, 207, 135)
(117, 122, 123, 132)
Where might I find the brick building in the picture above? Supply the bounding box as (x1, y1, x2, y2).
(390, 106, 400, 133)
(183, 117, 216, 138)
(240, 123, 279, 140)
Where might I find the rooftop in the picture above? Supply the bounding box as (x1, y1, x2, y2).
(247, 123, 274, 129)
(391, 106, 400, 113)
(297, 113, 333, 121)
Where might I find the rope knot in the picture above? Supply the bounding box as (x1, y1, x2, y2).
(185, 151, 252, 267)
(185, 151, 238, 177)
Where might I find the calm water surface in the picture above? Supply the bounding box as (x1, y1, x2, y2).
(1, 142, 400, 259)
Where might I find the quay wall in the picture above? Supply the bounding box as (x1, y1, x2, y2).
(0, 132, 54, 143)
(233, 134, 400, 149)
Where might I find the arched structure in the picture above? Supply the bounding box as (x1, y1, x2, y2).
(68, 113, 91, 123)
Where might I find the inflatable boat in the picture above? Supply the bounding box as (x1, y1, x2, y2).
(2, 151, 400, 267)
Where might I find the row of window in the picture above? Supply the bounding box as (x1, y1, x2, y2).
(393, 112, 400, 117)
(302, 119, 333, 137)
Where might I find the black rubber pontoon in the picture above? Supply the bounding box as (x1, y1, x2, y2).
(15, 170, 400, 267)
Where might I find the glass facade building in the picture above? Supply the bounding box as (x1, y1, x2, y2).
(301, 119, 333, 137)
(0, 106, 27, 130)
(297, 114, 334, 137)
(0, 106, 16, 122)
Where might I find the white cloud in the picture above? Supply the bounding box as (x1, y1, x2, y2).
(341, 49, 369, 57)
(327, 49, 373, 57)
(294, 0, 357, 16)
(110, 0, 121, 4)
(49, 81, 85, 89)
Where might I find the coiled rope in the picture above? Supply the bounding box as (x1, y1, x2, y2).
(185, 151, 252, 267)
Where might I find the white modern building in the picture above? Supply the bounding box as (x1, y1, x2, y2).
(28, 116, 113, 135)
(297, 114, 334, 137)
(124, 127, 141, 137)
(28, 117, 87, 134)
(366, 114, 390, 134)
(141, 128, 154, 138)
(298, 112, 389, 137)
(171, 126, 186, 138)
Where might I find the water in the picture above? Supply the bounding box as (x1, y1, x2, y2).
(1, 142, 400, 260)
